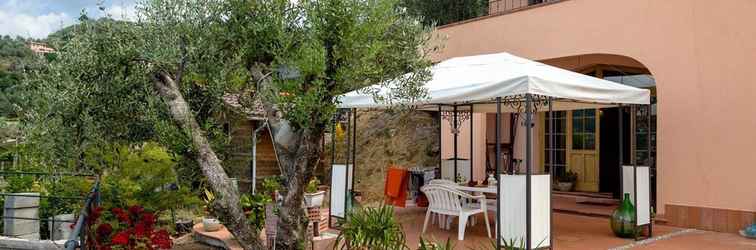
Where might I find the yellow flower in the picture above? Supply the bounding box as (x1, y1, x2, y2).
(335, 123, 345, 140)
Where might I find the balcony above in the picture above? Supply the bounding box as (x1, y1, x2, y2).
(440, 0, 566, 28)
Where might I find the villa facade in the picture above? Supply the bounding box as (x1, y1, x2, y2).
(438, 0, 756, 233)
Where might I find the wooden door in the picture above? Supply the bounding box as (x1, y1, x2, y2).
(568, 109, 600, 192)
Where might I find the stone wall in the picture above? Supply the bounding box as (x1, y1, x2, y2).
(327, 110, 440, 203)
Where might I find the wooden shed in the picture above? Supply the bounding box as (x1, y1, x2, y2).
(223, 94, 280, 193)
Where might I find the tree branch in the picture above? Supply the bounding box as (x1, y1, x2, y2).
(175, 36, 189, 86)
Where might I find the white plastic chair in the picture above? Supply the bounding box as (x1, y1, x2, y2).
(428, 179, 457, 186)
(426, 179, 457, 228)
(421, 184, 491, 240)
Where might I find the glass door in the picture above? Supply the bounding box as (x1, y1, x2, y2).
(569, 109, 599, 192)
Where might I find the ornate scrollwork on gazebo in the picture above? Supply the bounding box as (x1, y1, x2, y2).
(500, 94, 551, 113)
(440, 109, 471, 135)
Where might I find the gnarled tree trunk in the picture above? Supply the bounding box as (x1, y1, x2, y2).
(152, 72, 263, 250)
(272, 127, 323, 249)
(248, 65, 326, 249)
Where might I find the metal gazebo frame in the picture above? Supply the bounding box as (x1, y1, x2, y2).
(331, 94, 653, 249)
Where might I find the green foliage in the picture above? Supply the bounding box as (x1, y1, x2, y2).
(400, 0, 489, 26)
(261, 176, 282, 196)
(21, 0, 435, 247)
(21, 5, 233, 176)
(417, 237, 454, 250)
(201, 188, 216, 217)
(305, 177, 320, 193)
(98, 143, 201, 214)
(221, 0, 434, 130)
(334, 205, 408, 250)
(0, 35, 35, 117)
(0, 118, 19, 157)
(0, 35, 33, 59)
(240, 193, 271, 231)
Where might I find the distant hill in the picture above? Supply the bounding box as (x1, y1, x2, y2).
(0, 36, 34, 117)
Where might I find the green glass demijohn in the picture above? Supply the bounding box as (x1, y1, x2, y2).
(611, 193, 638, 238)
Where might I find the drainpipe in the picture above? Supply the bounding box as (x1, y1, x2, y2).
(251, 120, 268, 194)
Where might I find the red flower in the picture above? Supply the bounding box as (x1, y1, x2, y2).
(112, 208, 130, 224)
(128, 205, 144, 216)
(87, 207, 104, 225)
(111, 230, 130, 245)
(96, 223, 113, 241)
(150, 229, 172, 249)
(140, 212, 156, 228)
(91, 207, 104, 220)
(134, 222, 149, 238)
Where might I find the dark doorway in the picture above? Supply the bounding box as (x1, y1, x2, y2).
(599, 108, 620, 197)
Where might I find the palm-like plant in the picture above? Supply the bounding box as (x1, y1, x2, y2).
(417, 237, 454, 250)
(334, 205, 408, 250)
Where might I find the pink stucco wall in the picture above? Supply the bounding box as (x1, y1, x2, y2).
(436, 0, 756, 214)
(441, 114, 486, 181)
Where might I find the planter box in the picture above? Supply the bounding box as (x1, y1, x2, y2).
(330, 164, 353, 218)
(498, 174, 551, 248)
(304, 191, 326, 208)
(622, 166, 651, 226)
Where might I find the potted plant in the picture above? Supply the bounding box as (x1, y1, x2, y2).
(304, 178, 326, 208)
(201, 188, 222, 232)
(556, 170, 578, 191)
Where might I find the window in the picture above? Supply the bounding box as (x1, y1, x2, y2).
(572, 109, 596, 150)
(545, 111, 567, 174)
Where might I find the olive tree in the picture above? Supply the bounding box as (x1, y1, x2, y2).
(23, 0, 435, 249)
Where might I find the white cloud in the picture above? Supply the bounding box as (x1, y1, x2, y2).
(0, 1, 139, 39)
(103, 2, 139, 22)
(0, 10, 75, 39)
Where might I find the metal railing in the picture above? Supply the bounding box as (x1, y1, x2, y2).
(64, 180, 99, 250)
(0, 171, 97, 249)
(487, 0, 563, 16)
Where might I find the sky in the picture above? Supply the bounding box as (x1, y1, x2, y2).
(0, 0, 138, 39)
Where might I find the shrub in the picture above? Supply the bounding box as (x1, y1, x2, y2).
(98, 143, 201, 214)
(334, 205, 407, 250)
(240, 193, 271, 231)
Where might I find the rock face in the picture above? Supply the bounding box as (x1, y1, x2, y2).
(3, 193, 40, 240)
(326, 110, 440, 203)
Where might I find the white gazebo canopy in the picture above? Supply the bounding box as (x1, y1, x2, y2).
(334, 52, 654, 248)
(338, 52, 650, 111)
